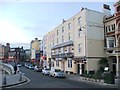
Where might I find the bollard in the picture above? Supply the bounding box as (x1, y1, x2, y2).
(19, 73, 22, 81)
(3, 76, 6, 85)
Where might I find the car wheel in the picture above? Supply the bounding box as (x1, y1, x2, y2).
(54, 74, 56, 78)
(49, 74, 51, 76)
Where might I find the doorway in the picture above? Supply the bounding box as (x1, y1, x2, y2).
(112, 64, 116, 76)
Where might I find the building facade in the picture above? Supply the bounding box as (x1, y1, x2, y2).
(104, 0, 120, 76)
(4, 43, 10, 62)
(25, 49, 31, 62)
(30, 38, 41, 66)
(8, 47, 25, 63)
(0, 44, 5, 61)
(43, 7, 107, 74)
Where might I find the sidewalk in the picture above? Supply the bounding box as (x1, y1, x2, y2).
(65, 73, 119, 88)
(1, 73, 28, 88)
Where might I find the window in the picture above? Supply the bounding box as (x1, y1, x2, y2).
(57, 38, 59, 44)
(105, 27, 107, 33)
(68, 59, 72, 68)
(68, 33, 71, 40)
(107, 37, 115, 48)
(78, 29, 81, 37)
(62, 27, 64, 32)
(117, 6, 120, 12)
(118, 23, 120, 30)
(67, 47, 70, 53)
(109, 40, 114, 48)
(108, 26, 111, 32)
(61, 48, 64, 53)
(111, 24, 115, 31)
(57, 30, 59, 35)
(78, 17, 81, 25)
(56, 60, 59, 67)
(78, 44, 82, 52)
(56, 49, 59, 54)
(62, 36, 64, 42)
(68, 23, 71, 30)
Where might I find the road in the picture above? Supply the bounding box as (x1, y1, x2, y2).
(10, 66, 108, 89)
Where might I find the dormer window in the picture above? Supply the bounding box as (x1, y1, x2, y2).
(117, 6, 120, 12)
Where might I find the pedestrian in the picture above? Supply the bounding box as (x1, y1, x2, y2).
(14, 64, 17, 74)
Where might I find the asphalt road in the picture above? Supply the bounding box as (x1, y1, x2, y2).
(10, 66, 108, 89)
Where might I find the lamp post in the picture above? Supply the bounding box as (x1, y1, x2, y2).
(116, 21, 120, 87)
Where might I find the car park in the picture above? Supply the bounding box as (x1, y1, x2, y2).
(42, 68, 50, 75)
(49, 69, 65, 78)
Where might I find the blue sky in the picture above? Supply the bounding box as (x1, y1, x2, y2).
(0, 1, 115, 49)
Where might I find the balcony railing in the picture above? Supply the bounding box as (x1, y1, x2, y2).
(51, 52, 74, 59)
(51, 40, 74, 50)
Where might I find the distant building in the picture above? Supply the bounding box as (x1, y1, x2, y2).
(25, 49, 31, 62)
(0, 44, 5, 61)
(30, 38, 41, 64)
(8, 47, 25, 63)
(4, 43, 10, 62)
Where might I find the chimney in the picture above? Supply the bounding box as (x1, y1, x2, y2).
(35, 38, 38, 40)
(62, 19, 66, 23)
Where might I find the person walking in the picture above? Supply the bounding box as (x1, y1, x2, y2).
(14, 64, 17, 74)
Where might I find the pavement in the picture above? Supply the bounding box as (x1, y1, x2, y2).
(65, 73, 119, 88)
(1, 73, 29, 89)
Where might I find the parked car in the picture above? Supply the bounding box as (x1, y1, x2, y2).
(49, 69, 65, 78)
(25, 63, 29, 68)
(34, 65, 42, 72)
(28, 64, 34, 70)
(42, 68, 50, 75)
(17, 63, 22, 67)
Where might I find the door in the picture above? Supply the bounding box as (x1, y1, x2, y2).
(81, 64, 85, 74)
(61, 62, 65, 72)
(78, 64, 80, 74)
(112, 64, 116, 76)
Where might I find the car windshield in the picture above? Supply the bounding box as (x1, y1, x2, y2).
(55, 69, 61, 72)
(45, 68, 50, 70)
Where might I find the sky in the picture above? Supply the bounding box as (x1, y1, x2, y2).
(0, 0, 116, 49)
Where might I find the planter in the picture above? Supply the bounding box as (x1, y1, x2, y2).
(86, 78, 89, 80)
(97, 79, 100, 82)
(92, 79, 96, 82)
(100, 79, 104, 83)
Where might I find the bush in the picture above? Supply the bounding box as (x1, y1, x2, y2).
(103, 72, 115, 84)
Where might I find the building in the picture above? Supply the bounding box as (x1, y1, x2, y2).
(8, 47, 25, 63)
(30, 38, 41, 64)
(4, 43, 10, 62)
(25, 49, 31, 62)
(43, 7, 107, 74)
(0, 44, 5, 61)
(104, 0, 120, 76)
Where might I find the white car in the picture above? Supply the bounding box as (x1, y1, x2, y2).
(42, 68, 50, 75)
(49, 69, 65, 78)
(17, 64, 22, 67)
(34, 65, 42, 72)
